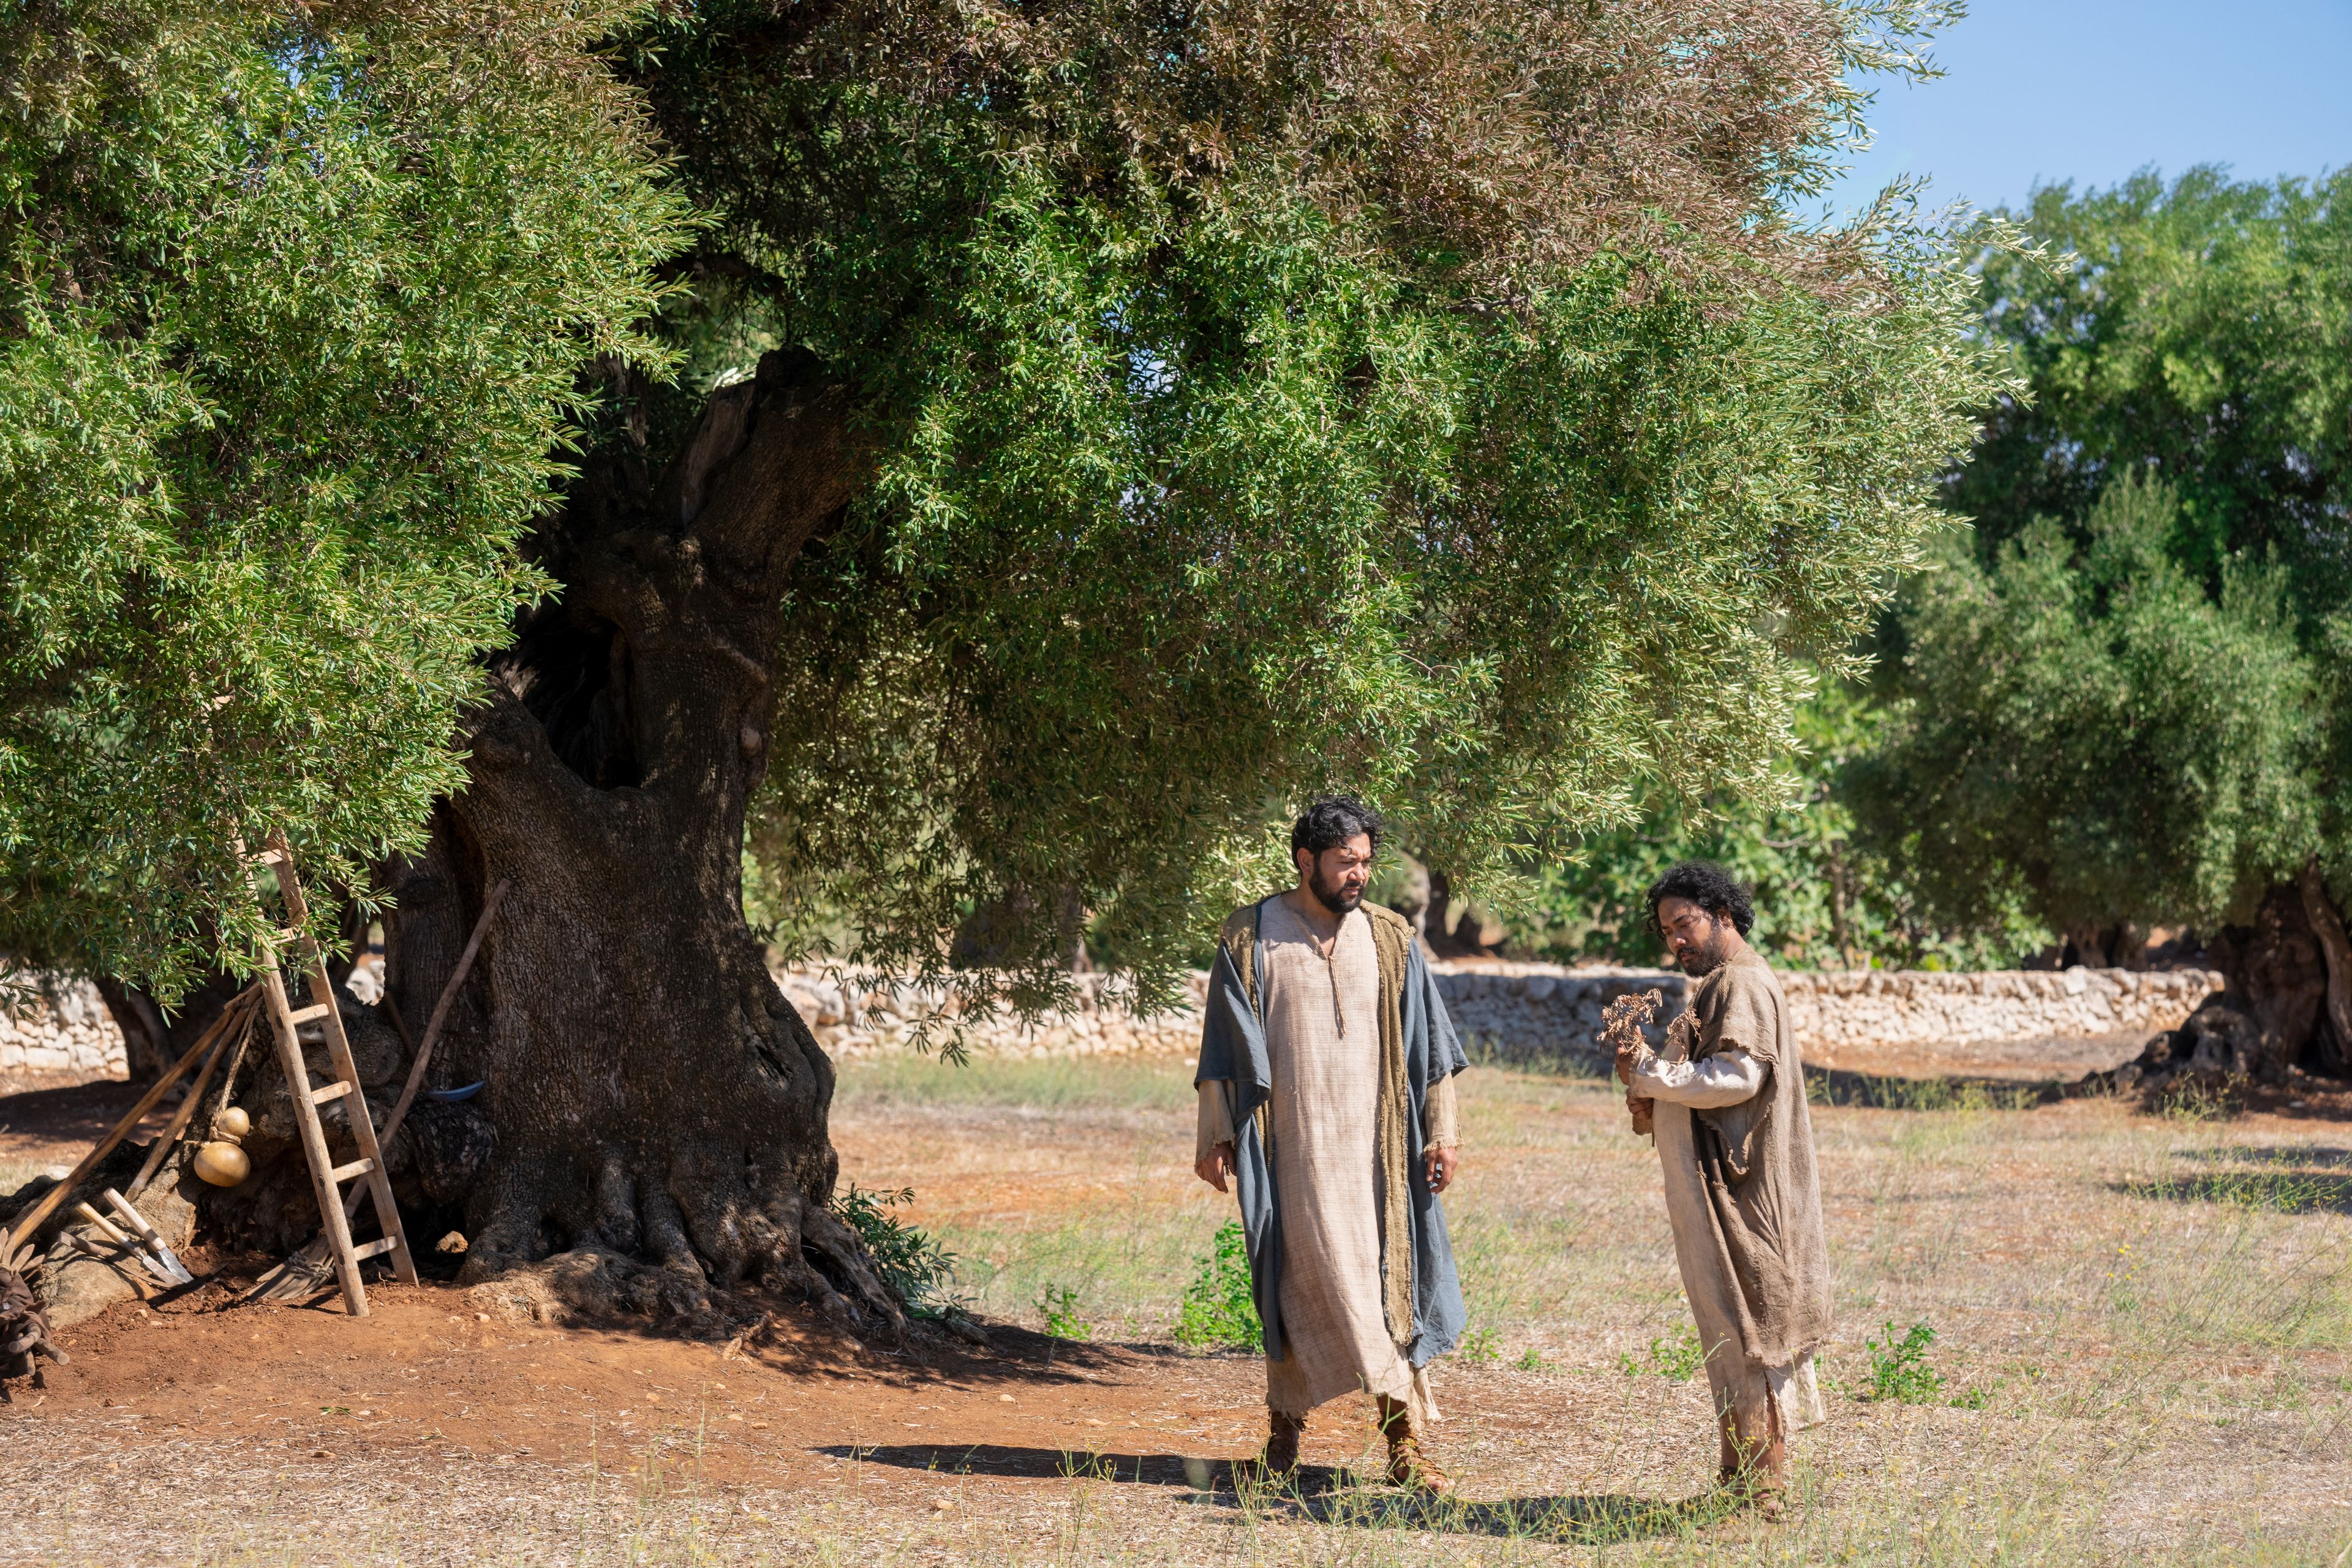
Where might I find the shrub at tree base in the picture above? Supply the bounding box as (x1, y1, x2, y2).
(1174, 1221, 1262, 1352)
(831, 1186, 965, 1321)
(1036, 1284, 1090, 1342)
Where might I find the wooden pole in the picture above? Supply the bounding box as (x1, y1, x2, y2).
(125, 989, 256, 1201)
(342, 880, 507, 1223)
(6, 1001, 247, 1245)
(410, 881, 508, 1095)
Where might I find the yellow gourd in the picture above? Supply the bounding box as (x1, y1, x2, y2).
(195, 1104, 254, 1185)
(193, 1141, 251, 1187)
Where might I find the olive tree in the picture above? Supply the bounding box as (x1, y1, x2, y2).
(1856, 169, 2352, 1066)
(2, 0, 2000, 1317)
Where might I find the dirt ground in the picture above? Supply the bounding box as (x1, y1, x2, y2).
(2, 1049, 2350, 1566)
(0, 1074, 179, 1175)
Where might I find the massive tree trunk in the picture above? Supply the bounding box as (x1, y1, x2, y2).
(2210, 879, 2345, 1076)
(366, 352, 897, 1325)
(2297, 862, 2351, 1076)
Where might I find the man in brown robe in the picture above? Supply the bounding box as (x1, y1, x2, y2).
(1616, 862, 1831, 1511)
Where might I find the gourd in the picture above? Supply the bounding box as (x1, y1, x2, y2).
(194, 1105, 254, 1187)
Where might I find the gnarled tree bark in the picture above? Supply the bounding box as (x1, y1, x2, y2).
(355, 351, 898, 1325)
(2298, 862, 2352, 1076)
(2210, 880, 2340, 1076)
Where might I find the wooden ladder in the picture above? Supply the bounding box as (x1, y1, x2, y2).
(249, 831, 418, 1315)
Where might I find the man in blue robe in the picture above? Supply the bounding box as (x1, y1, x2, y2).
(1193, 796, 1469, 1491)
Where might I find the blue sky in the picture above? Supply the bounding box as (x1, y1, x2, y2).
(1823, 0, 2351, 217)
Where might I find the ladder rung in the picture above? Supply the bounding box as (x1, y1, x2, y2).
(350, 1237, 398, 1261)
(309, 1080, 353, 1106)
(328, 1158, 375, 1184)
(285, 1003, 332, 1025)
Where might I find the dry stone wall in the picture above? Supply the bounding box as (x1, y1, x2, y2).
(0, 974, 127, 1079)
(0, 958, 2223, 1082)
(1433, 962, 2222, 1071)
(774, 965, 1210, 1060)
(775, 959, 2220, 1072)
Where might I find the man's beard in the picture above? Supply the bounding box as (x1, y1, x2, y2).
(1676, 933, 1728, 976)
(1309, 868, 1364, 915)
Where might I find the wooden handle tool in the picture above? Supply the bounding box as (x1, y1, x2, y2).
(102, 1189, 194, 1285)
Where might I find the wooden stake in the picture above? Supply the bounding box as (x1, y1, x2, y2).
(344, 880, 508, 1223)
(125, 989, 256, 1202)
(6, 1003, 246, 1245)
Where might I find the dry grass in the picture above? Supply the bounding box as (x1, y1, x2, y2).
(1, 1053, 2346, 1564)
(829, 1052, 2352, 1564)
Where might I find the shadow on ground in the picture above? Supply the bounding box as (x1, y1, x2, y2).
(1803, 1066, 2066, 1112)
(2113, 1165, 2352, 1215)
(1276, 1487, 1715, 1544)
(820, 1442, 1712, 1544)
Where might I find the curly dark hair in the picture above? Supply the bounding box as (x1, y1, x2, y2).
(1291, 794, 1384, 859)
(1645, 861, 1754, 937)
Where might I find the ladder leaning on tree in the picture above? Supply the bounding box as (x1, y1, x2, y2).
(246, 830, 418, 1315)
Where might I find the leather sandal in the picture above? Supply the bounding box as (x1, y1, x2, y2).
(1384, 1430, 1453, 1494)
(1258, 1411, 1306, 1479)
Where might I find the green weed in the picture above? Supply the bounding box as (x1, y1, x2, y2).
(2123, 1170, 2346, 1213)
(1457, 1325, 1499, 1364)
(832, 1183, 965, 1319)
(1864, 1319, 1946, 1403)
(1035, 1283, 1090, 1340)
(1172, 1219, 1260, 1351)
(2155, 1077, 2242, 1122)
(1618, 1322, 1705, 1382)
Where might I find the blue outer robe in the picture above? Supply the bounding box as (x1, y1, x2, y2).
(1192, 897, 1470, 1368)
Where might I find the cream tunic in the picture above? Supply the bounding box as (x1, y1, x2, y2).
(1194, 899, 1457, 1423)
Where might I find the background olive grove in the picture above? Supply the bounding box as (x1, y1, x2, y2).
(1479, 167, 2350, 1010)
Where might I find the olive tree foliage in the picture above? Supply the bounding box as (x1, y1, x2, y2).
(621, 0, 2010, 1015)
(1948, 168, 2351, 617)
(1854, 170, 2352, 943)
(1518, 682, 2046, 970)
(0, 0, 2006, 1028)
(1853, 474, 2321, 940)
(0, 2, 689, 995)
